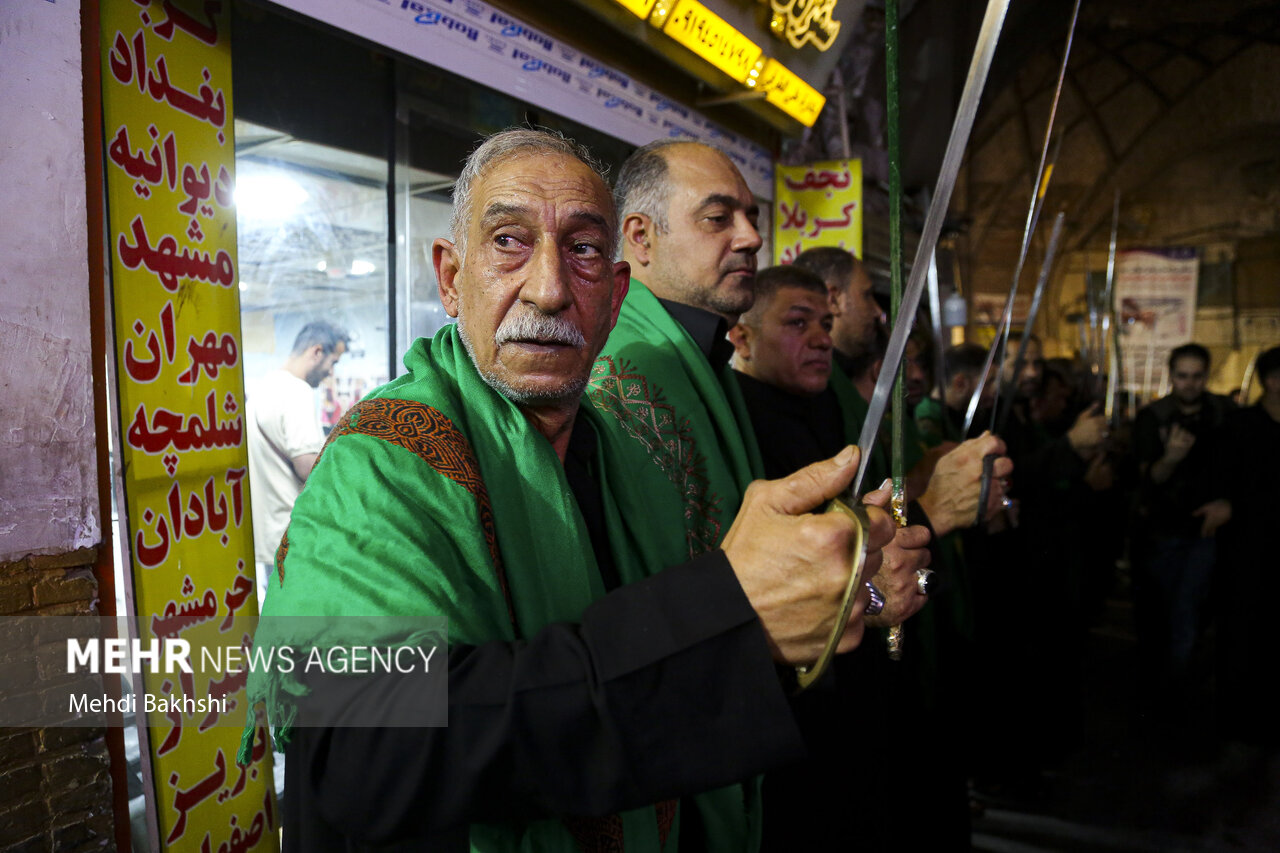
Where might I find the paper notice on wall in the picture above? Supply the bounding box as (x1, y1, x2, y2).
(1112, 247, 1199, 399)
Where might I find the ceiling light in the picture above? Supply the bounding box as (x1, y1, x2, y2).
(235, 171, 309, 223)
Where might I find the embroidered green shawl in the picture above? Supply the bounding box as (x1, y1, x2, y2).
(588, 279, 764, 566)
(586, 279, 766, 850)
(242, 324, 691, 851)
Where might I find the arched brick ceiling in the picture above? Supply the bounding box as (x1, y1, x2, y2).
(957, 0, 1280, 295)
(791, 0, 1280, 292)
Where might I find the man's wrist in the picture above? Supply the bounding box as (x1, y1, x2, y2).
(915, 492, 953, 537)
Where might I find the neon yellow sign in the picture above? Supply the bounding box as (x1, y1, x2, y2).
(662, 0, 763, 83)
(613, 0, 658, 19)
(753, 57, 826, 126)
(770, 0, 841, 52)
(613, 0, 828, 126)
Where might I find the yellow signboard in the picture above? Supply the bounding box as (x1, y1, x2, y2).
(613, 0, 659, 19)
(774, 159, 863, 263)
(754, 58, 826, 127)
(663, 0, 763, 83)
(101, 1, 277, 850)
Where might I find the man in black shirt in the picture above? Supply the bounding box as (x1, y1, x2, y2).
(728, 264, 1012, 850)
(727, 265, 844, 479)
(918, 342, 996, 444)
(1218, 345, 1280, 745)
(791, 246, 883, 380)
(729, 264, 925, 850)
(1133, 343, 1232, 698)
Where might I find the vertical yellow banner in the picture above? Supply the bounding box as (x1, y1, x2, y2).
(774, 159, 863, 264)
(101, 2, 277, 850)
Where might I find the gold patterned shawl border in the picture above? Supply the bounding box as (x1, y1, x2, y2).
(563, 798, 678, 853)
(275, 397, 515, 629)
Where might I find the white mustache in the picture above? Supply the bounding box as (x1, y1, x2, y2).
(495, 310, 585, 348)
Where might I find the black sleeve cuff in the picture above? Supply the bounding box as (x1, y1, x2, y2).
(906, 499, 936, 536)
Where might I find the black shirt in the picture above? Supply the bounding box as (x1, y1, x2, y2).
(1134, 393, 1232, 538)
(734, 371, 846, 479)
(282, 420, 804, 851)
(730, 370, 896, 851)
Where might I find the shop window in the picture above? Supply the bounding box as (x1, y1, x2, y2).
(235, 118, 390, 431)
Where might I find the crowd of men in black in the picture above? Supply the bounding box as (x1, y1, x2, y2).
(727, 249, 1280, 847)
(910, 332, 1280, 804)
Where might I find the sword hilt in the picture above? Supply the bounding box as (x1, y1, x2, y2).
(795, 499, 872, 691)
(974, 452, 999, 526)
(886, 481, 908, 661)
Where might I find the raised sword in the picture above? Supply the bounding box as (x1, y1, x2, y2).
(795, 0, 1013, 688)
(963, 0, 1081, 437)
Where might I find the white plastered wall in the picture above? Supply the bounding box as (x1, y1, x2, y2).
(0, 0, 99, 561)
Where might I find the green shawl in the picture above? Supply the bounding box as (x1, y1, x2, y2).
(241, 324, 694, 851)
(587, 279, 764, 568)
(828, 362, 891, 487)
(914, 396, 962, 447)
(586, 279, 765, 850)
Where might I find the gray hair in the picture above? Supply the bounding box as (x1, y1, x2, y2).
(612, 138, 703, 252)
(450, 128, 614, 258)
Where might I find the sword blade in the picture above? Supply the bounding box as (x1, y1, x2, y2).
(962, 0, 1080, 435)
(1102, 191, 1121, 415)
(1018, 212, 1065, 366)
(1103, 190, 1121, 316)
(1106, 323, 1122, 425)
(1240, 352, 1258, 403)
(927, 251, 947, 397)
(851, 0, 1012, 496)
(1013, 0, 1080, 280)
(996, 211, 1066, 434)
(977, 148, 1065, 434)
(1087, 253, 1100, 381)
(963, 141, 1069, 435)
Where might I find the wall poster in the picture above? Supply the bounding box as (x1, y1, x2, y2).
(1112, 247, 1199, 400)
(101, 1, 277, 849)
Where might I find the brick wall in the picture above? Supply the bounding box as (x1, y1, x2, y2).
(0, 548, 117, 853)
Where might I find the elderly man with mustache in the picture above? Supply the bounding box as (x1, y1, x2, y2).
(244, 129, 908, 852)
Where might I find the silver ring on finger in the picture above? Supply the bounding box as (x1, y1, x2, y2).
(915, 568, 935, 596)
(864, 582, 885, 617)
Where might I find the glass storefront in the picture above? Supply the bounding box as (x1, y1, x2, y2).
(235, 119, 392, 428)
(232, 0, 641, 424)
